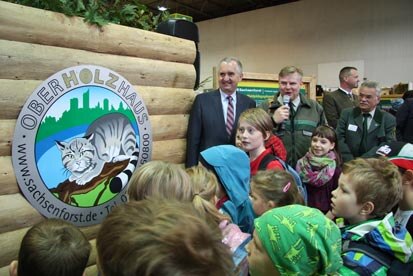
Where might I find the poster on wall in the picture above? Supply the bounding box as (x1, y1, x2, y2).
(237, 80, 307, 106)
(12, 65, 152, 226)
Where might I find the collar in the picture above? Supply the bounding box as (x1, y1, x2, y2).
(339, 87, 352, 95)
(276, 93, 307, 107)
(219, 89, 236, 100)
(353, 107, 381, 122)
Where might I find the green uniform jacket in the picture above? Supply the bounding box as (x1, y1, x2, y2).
(260, 93, 327, 167)
(336, 107, 396, 162)
(323, 89, 359, 129)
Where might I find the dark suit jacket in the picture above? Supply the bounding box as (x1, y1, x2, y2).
(323, 89, 359, 128)
(185, 90, 256, 167)
(336, 107, 396, 162)
(396, 98, 413, 143)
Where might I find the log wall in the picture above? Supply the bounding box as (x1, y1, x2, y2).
(0, 1, 195, 274)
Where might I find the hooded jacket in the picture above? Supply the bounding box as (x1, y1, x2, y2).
(339, 213, 413, 275)
(200, 145, 255, 234)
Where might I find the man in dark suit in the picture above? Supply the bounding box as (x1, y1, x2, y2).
(337, 81, 396, 162)
(185, 57, 256, 167)
(323, 67, 360, 128)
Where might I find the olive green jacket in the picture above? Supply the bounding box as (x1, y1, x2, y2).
(260, 93, 327, 167)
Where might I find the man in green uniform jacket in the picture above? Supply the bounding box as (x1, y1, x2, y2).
(336, 81, 396, 162)
(260, 66, 326, 167)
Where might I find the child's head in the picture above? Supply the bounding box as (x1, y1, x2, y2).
(127, 160, 193, 201)
(250, 170, 304, 216)
(311, 125, 341, 163)
(376, 142, 413, 210)
(96, 199, 234, 276)
(331, 157, 402, 224)
(237, 108, 272, 153)
(186, 166, 230, 225)
(10, 218, 91, 276)
(200, 145, 250, 205)
(247, 205, 342, 275)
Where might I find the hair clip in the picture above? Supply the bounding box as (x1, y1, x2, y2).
(283, 182, 291, 193)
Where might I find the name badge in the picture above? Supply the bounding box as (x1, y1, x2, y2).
(348, 124, 358, 132)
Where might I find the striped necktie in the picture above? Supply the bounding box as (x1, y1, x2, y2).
(226, 96, 234, 137)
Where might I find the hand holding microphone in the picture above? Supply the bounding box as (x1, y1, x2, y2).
(272, 95, 291, 125)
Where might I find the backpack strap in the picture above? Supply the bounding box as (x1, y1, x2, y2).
(258, 154, 278, 171)
(342, 240, 393, 268)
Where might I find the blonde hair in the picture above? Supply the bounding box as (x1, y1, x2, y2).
(251, 170, 304, 206)
(342, 158, 402, 217)
(238, 108, 273, 138)
(279, 66, 303, 79)
(97, 199, 234, 276)
(127, 160, 193, 201)
(186, 166, 230, 225)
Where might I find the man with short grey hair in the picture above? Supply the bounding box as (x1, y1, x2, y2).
(186, 57, 256, 167)
(336, 81, 396, 162)
(323, 67, 360, 128)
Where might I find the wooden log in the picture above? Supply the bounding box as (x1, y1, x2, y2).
(0, 156, 15, 195)
(151, 138, 186, 164)
(0, 79, 196, 119)
(0, 113, 188, 156)
(0, 40, 196, 89)
(0, 193, 43, 234)
(0, 139, 187, 197)
(0, 120, 13, 156)
(0, 1, 196, 64)
(0, 227, 27, 268)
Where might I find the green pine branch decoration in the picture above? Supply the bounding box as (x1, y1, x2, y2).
(7, 0, 170, 31)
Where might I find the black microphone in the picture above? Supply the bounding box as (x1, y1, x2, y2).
(280, 95, 291, 131)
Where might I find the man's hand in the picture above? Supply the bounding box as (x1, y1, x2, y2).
(272, 105, 290, 124)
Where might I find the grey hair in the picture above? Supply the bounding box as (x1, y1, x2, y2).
(219, 57, 243, 74)
(360, 81, 381, 96)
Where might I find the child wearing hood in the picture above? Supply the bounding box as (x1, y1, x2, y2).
(200, 145, 255, 234)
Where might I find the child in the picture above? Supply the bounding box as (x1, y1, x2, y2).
(376, 141, 413, 236)
(200, 145, 255, 234)
(9, 218, 91, 276)
(330, 158, 413, 275)
(186, 166, 251, 276)
(127, 160, 193, 201)
(247, 204, 343, 275)
(96, 198, 234, 276)
(237, 108, 285, 175)
(296, 125, 342, 213)
(250, 170, 304, 216)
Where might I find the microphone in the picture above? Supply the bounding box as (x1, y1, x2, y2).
(283, 95, 291, 106)
(280, 95, 291, 131)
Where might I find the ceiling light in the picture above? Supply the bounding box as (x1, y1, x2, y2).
(157, 6, 168, 11)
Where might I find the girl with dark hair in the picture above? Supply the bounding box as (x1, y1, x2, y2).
(296, 125, 342, 213)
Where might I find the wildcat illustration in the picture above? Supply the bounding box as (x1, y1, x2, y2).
(56, 113, 138, 186)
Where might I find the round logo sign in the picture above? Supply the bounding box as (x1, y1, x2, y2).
(12, 65, 152, 226)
